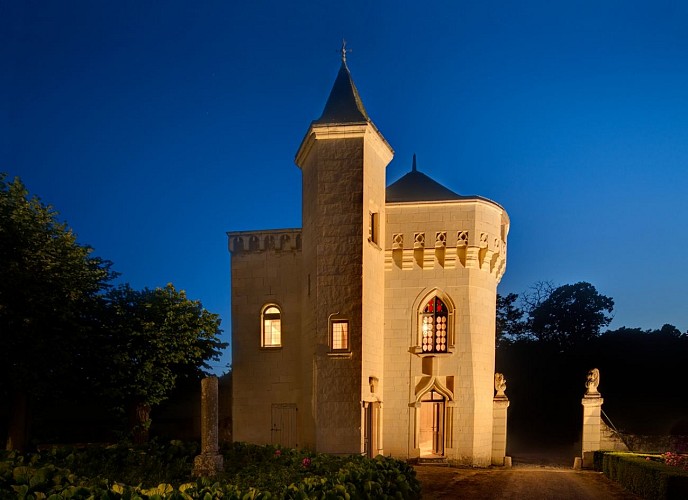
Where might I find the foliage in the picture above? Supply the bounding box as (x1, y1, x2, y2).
(602, 452, 688, 499)
(0, 441, 421, 499)
(527, 281, 614, 350)
(97, 283, 226, 440)
(495, 292, 526, 346)
(496, 281, 614, 349)
(0, 174, 229, 447)
(102, 283, 225, 405)
(663, 452, 688, 471)
(0, 174, 116, 449)
(45, 440, 199, 486)
(0, 174, 115, 392)
(496, 282, 686, 443)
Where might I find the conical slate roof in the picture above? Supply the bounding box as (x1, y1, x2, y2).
(386, 155, 464, 203)
(314, 61, 369, 124)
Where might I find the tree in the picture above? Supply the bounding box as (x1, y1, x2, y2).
(528, 281, 614, 350)
(0, 174, 115, 450)
(495, 292, 526, 346)
(100, 283, 226, 442)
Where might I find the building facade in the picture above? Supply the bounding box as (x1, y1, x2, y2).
(228, 58, 509, 465)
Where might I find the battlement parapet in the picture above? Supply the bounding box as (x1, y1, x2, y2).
(385, 229, 507, 282)
(228, 228, 302, 254)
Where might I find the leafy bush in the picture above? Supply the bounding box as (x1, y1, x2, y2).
(663, 452, 688, 471)
(0, 441, 421, 499)
(602, 452, 688, 499)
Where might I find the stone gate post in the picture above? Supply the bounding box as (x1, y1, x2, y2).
(491, 373, 511, 466)
(580, 368, 603, 469)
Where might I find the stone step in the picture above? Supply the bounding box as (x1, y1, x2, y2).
(416, 457, 450, 467)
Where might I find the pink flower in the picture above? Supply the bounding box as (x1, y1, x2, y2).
(274, 449, 282, 457)
(302, 457, 311, 467)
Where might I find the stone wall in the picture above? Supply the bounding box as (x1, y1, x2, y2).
(296, 123, 393, 454)
(229, 229, 302, 445)
(384, 199, 508, 466)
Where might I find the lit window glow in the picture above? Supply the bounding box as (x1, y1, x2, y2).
(262, 305, 281, 347)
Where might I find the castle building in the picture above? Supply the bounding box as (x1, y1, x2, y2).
(228, 55, 509, 466)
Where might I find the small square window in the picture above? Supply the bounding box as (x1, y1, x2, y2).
(331, 320, 349, 351)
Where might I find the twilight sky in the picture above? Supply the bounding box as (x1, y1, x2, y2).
(3, 1, 688, 372)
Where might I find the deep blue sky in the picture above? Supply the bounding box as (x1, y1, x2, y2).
(4, 1, 688, 371)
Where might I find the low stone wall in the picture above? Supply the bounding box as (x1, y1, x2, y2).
(619, 434, 688, 454)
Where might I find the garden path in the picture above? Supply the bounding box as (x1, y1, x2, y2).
(414, 465, 640, 499)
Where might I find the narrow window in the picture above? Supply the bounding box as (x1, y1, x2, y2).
(420, 297, 448, 353)
(331, 320, 349, 351)
(369, 212, 379, 245)
(262, 305, 282, 347)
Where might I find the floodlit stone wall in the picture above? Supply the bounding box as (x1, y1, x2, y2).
(296, 123, 393, 454)
(228, 229, 302, 445)
(383, 199, 508, 466)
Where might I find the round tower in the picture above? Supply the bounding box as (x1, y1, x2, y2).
(383, 157, 509, 466)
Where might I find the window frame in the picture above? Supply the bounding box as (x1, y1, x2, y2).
(330, 319, 350, 352)
(261, 304, 282, 348)
(368, 211, 380, 246)
(415, 294, 455, 355)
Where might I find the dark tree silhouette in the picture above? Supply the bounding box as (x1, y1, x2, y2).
(496, 292, 526, 346)
(0, 174, 115, 450)
(528, 282, 614, 350)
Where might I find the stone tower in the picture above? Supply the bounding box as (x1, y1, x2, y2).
(294, 56, 393, 453)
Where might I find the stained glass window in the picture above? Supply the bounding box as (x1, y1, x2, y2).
(421, 297, 448, 353)
(262, 305, 281, 347)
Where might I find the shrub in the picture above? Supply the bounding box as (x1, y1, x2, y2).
(602, 452, 688, 499)
(663, 452, 688, 471)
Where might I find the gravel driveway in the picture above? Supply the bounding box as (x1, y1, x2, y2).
(414, 465, 640, 499)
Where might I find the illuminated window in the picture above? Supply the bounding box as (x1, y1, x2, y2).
(262, 305, 282, 347)
(331, 320, 349, 351)
(420, 297, 448, 353)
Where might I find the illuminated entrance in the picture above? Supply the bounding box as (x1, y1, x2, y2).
(419, 390, 445, 457)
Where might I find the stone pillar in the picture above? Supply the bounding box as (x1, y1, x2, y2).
(193, 377, 224, 476)
(580, 368, 603, 469)
(491, 373, 510, 466)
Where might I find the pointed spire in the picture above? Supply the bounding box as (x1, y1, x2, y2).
(314, 42, 369, 125)
(341, 39, 351, 64)
(412, 154, 417, 172)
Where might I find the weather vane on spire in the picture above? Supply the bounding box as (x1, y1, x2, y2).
(341, 39, 352, 63)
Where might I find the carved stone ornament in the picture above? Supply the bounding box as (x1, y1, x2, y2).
(494, 372, 507, 397)
(585, 368, 600, 396)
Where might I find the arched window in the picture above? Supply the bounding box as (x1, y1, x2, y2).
(420, 297, 449, 353)
(261, 305, 282, 347)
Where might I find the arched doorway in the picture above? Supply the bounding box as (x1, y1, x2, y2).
(419, 389, 445, 457)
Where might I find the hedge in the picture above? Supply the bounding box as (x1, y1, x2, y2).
(600, 452, 688, 500)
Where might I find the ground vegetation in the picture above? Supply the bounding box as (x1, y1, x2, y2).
(0, 441, 421, 499)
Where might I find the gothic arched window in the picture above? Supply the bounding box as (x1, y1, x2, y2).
(420, 297, 449, 353)
(261, 305, 282, 347)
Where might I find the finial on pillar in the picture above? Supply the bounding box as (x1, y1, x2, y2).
(341, 39, 352, 64)
(412, 153, 417, 172)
